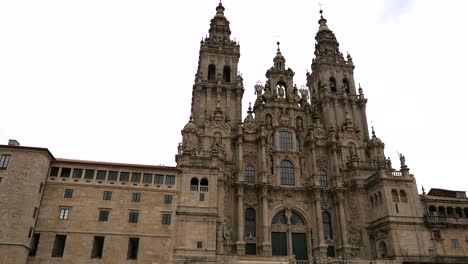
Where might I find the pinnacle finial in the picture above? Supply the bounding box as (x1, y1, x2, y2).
(318, 2, 324, 18)
(277, 41, 281, 52)
(371, 126, 376, 137)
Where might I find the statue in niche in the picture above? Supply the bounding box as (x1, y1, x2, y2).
(183, 134, 192, 150)
(265, 114, 273, 128)
(222, 216, 232, 241)
(213, 132, 223, 150)
(277, 84, 285, 98)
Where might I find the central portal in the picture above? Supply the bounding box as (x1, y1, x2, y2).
(270, 210, 308, 260)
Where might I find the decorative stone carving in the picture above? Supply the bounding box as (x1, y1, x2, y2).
(313, 127, 326, 139)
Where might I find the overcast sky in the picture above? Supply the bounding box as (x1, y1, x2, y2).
(1, 0, 467, 192)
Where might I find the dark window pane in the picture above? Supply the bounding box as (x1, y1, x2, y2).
(132, 193, 141, 202)
(164, 195, 172, 204)
(91, 236, 104, 258)
(143, 173, 153, 184)
(245, 208, 256, 237)
(108, 171, 118, 181)
(199, 192, 205, 201)
(60, 168, 71, 178)
(280, 160, 295, 185)
(96, 170, 106, 180)
(197, 241, 203, 248)
(64, 189, 73, 198)
(279, 131, 293, 150)
(131, 173, 141, 183)
(154, 174, 164, 184)
(120, 172, 129, 182)
(127, 237, 139, 260)
(51, 234, 67, 258)
(165, 175, 175, 185)
(84, 169, 95, 180)
(72, 169, 83, 179)
(29, 233, 40, 256)
(50, 167, 59, 176)
(99, 210, 109, 222)
(103, 191, 112, 200)
(162, 213, 171, 225)
(245, 165, 255, 184)
(322, 212, 333, 240)
(246, 243, 257, 255)
(0, 154, 11, 169)
(319, 169, 328, 187)
(129, 211, 139, 223)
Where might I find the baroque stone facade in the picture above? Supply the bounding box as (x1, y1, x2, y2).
(0, 3, 467, 264)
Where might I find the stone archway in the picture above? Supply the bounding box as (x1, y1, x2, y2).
(271, 209, 308, 260)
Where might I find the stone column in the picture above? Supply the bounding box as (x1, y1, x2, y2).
(261, 187, 272, 255)
(337, 191, 350, 256)
(238, 137, 244, 181)
(236, 186, 245, 255)
(313, 190, 327, 258)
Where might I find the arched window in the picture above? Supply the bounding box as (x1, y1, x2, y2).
(399, 190, 407, 203)
(378, 192, 383, 205)
(438, 206, 446, 216)
(343, 78, 350, 94)
(447, 207, 454, 217)
(245, 165, 255, 184)
(455, 207, 463, 218)
(429, 206, 437, 216)
(272, 211, 287, 224)
(322, 211, 333, 240)
(190, 177, 199, 191)
(245, 208, 256, 237)
(265, 114, 273, 128)
(319, 169, 328, 187)
(370, 196, 374, 207)
(329, 77, 337, 92)
(200, 178, 208, 192)
(280, 160, 295, 185)
(378, 241, 388, 258)
(391, 189, 399, 202)
(290, 212, 305, 225)
(279, 131, 293, 150)
(208, 64, 216, 81)
(223, 65, 231, 82)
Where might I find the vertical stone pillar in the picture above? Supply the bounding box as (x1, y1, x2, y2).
(313, 189, 327, 258)
(238, 137, 244, 181)
(260, 134, 268, 183)
(337, 191, 350, 256)
(261, 187, 271, 255)
(236, 186, 245, 255)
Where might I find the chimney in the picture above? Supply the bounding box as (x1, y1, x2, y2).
(8, 139, 20, 146)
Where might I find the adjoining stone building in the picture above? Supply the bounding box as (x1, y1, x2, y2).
(0, 2, 467, 264)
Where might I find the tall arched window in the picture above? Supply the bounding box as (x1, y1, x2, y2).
(245, 165, 255, 184)
(399, 190, 407, 203)
(290, 212, 305, 225)
(280, 160, 295, 185)
(279, 131, 293, 150)
(447, 207, 454, 217)
(190, 177, 199, 191)
(455, 207, 463, 218)
(343, 78, 350, 94)
(245, 208, 256, 237)
(329, 77, 337, 92)
(438, 206, 446, 216)
(322, 211, 333, 240)
(223, 65, 231, 82)
(265, 114, 273, 128)
(429, 206, 437, 215)
(391, 189, 399, 202)
(208, 64, 216, 81)
(200, 178, 208, 192)
(319, 169, 328, 187)
(272, 210, 287, 224)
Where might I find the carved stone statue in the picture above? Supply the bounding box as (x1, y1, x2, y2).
(213, 132, 223, 150)
(299, 88, 309, 101)
(277, 85, 285, 98)
(254, 82, 263, 97)
(399, 153, 406, 167)
(183, 134, 192, 150)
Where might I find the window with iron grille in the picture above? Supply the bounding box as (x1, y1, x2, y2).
(319, 169, 328, 187)
(165, 175, 175, 185)
(98, 209, 109, 222)
(164, 195, 172, 204)
(279, 131, 293, 150)
(72, 168, 83, 179)
(143, 173, 153, 184)
(128, 211, 139, 223)
(64, 189, 73, 198)
(154, 174, 164, 184)
(131, 173, 141, 183)
(245, 165, 255, 184)
(120, 172, 129, 182)
(103, 191, 112, 200)
(162, 213, 171, 225)
(84, 169, 95, 180)
(108, 171, 118, 181)
(132, 193, 141, 202)
(96, 170, 106, 180)
(280, 160, 295, 185)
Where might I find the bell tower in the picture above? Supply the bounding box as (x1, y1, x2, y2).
(307, 10, 370, 141)
(191, 2, 244, 127)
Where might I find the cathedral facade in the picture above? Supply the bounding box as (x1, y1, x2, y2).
(0, 2, 467, 264)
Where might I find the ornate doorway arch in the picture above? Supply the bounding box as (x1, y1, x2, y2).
(271, 209, 309, 260)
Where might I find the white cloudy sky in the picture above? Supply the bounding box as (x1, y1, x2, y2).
(1, 0, 467, 192)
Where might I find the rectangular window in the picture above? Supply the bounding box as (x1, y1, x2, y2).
(127, 237, 139, 260)
(451, 239, 460, 248)
(162, 213, 171, 225)
(154, 174, 164, 184)
(96, 170, 107, 180)
(91, 236, 105, 258)
(132, 193, 141, 202)
(72, 168, 83, 179)
(60, 168, 71, 178)
(279, 131, 293, 150)
(428, 249, 435, 257)
(0, 154, 11, 169)
(50, 167, 59, 176)
(84, 169, 95, 180)
(33, 207, 38, 218)
(120, 172, 130, 182)
(131, 173, 141, 183)
(165, 175, 176, 185)
(129, 211, 139, 223)
(108, 171, 118, 181)
(51, 234, 67, 258)
(164, 194, 173, 204)
(64, 189, 73, 198)
(39, 183, 44, 193)
(103, 191, 112, 200)
(197, 241, 203, 248)
(246, 243, 257, 255)
(431, 230, 441, 239)
(99, 209, 109, 222)
(199, 192, 205, 201)
(143, 173, 153, 184)
(29, 233, 40, 256)
(59, 208, 70, 220)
